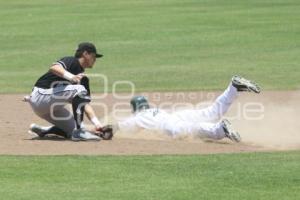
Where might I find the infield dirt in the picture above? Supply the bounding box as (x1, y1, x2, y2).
(0, 90, 299, 155)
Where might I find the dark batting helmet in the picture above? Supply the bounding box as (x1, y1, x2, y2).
(130, 95, 150, 113)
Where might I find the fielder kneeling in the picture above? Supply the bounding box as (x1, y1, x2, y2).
(27, 42, 106, 141)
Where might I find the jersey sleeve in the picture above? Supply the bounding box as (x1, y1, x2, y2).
(118, 116, 140, 133)
(52, 57, 74, 71)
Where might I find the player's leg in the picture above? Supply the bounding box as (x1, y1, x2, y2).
(29, 83, 99, 140)
(204, 82, 239, 120)
(53, 82, 100, 140)
(29, 124, 68, 138)
(42, 105, 77, 138)
(193, 120, 241, 142)
(70, 78, 101, 140)
(173, 76, 261, 123)
(204, 75, 261, 119)
(162, 119, 223, 139)
(52, 78, 91, 131)
(173, 83, 238, 123)
(47, 82, 90, 130)
(29, 103, 76, 138)
(71, 90, 90, 129)
(162, 119, 241, 142)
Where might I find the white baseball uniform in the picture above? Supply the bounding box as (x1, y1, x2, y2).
(118, 83, 238, 140)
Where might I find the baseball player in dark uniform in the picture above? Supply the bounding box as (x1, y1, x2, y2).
(27, 42, 104, 141)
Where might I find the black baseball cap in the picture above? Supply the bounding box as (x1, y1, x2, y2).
(76, 42, 103, 58)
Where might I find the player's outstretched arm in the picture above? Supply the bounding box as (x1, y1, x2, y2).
(84, 104, 114, 140)
(84, 104, 103, 129)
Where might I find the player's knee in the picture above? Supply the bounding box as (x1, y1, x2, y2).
(73, 91, 91, 106)
(211, 129, 226, 140)
(74, 85, 87, 95)
(164, 127, 182, 137)
(57, 125, 75, 139)
(212, 133, 224, 140)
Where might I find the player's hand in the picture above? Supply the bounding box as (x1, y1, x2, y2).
(71, 73, 86, 84)
(94, 125, 114, 140)
(94, 125, 103, 133)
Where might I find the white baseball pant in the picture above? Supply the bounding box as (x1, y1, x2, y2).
(162, 83, 238, 139)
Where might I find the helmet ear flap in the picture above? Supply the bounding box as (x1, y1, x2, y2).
(130, 96, 150, 113)
(130, 99, 137, 113)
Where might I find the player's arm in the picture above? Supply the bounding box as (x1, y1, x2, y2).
(118, 116, 140, 133)
(84, 103, 103, 130)
(84, 104, 116, 139)
(50, 64, 84, 83)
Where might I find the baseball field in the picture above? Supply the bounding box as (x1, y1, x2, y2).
(0, 0, 299, 199)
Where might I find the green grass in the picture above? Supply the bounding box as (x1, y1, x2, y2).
(1, 2, 299, 199)
(0, 151, 299, 200)
(0, 0, 300, 93)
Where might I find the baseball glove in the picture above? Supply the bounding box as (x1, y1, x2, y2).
(96, 125, 114, 140)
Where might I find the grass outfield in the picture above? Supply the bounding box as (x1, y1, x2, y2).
(0, 0, 300, 93)
(0, 152, 299, 200)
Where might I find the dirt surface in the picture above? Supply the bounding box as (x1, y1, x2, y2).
(0, 90, 299, 155)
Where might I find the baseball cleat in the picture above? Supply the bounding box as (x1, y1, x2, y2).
(222, 119, 241, 143)
(232, 75, 261, 93)
(29, 123, 47, 138)
(71, 129, 101, 141)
